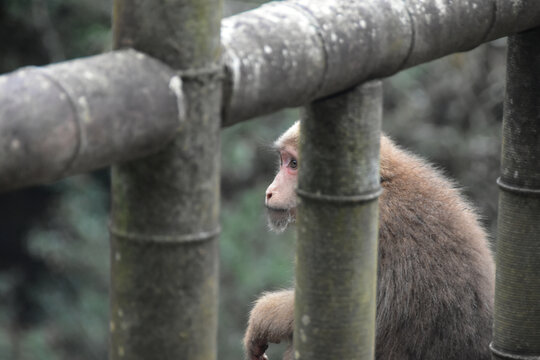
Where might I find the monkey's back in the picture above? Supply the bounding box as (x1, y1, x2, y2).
(375, 136, 495, 360)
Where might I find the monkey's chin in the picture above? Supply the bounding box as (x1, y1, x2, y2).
(266, 207, 296, 234)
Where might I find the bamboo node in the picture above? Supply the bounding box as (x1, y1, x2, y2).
(178, 62, 224, 82)
(109, 225, 221, 243)
(296, 187, 382, 203)
(36, 67, 85, 175)
(497, 177, 540, 196)
(490, 342, 540, 360)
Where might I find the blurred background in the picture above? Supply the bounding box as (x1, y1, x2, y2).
(0, 0, 504, 359)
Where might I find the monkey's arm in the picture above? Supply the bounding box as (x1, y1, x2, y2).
(244, 289, 294, 360)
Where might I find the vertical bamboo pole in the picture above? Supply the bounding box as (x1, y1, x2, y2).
(491, 28, 540, 360)
(294, 81, 382, 360)
(109, 1, 222, 360)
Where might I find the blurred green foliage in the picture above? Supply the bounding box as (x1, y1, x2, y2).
(0, 0, 504, 359)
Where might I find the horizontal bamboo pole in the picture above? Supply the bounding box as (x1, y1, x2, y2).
(222, 0, 540, 124)
(2, 0, 540, 190)
(0, 50, 182, 191)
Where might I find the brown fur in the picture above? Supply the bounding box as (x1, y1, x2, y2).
(244, 290, 295, 359)
(245, 127, 495, 360)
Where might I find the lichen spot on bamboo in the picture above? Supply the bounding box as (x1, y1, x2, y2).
(434, 0, 448, 16)
(168, 75, 185, 123)
(40, 80, 51, 90)
(10, 139, 21, 151)
(300, 328, 307, 343)
(77, 96, 92, 124)
(83, 70, 96, 81)
(168, 75, 182, 98)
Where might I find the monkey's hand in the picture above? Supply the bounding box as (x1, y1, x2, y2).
(244, 289, 294, 360)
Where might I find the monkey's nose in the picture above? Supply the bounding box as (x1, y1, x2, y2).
(266, 191, 272, 202)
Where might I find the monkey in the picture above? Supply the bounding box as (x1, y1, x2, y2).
(244, 121, 495, 360)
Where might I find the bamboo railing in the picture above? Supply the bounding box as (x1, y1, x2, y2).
(0, 1, 539, 359)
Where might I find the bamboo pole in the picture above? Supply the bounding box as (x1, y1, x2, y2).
(294, 81, 382, 360)
(3, 1, 540, 191)
(0, 50, 181, 192)
(109, 0, 222, 359)
(222, 0, 540, 125)
(491, 28, 540, 360)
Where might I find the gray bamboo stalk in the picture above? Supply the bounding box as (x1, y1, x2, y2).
(294, 81, 382, 360)
(0, 50, 181, 192)
(222, 0, 540, 125)
(109, 0, 222, 359)
(3, 1, 540, 193)
(491, 28, 540, 360)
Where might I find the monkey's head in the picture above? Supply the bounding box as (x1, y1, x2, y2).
(265, 122, 300, 233)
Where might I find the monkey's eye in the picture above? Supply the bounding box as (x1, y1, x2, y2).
(278, 150, 298, 173)
(289, 159, 298, 169)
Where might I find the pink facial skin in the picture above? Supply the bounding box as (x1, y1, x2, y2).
(265, 146, 298, 233)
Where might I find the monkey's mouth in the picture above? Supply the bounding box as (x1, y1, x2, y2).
(266, 206, 288, 213)
(266, 206, 292, 218)
(265, 206, 296, 233)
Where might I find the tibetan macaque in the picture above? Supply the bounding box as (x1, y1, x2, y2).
(244, 121, 495, 360)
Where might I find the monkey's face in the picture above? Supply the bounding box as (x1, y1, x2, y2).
(265, 145, 298, 233)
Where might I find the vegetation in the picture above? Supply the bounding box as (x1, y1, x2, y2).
(0, 0, 503, 359)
